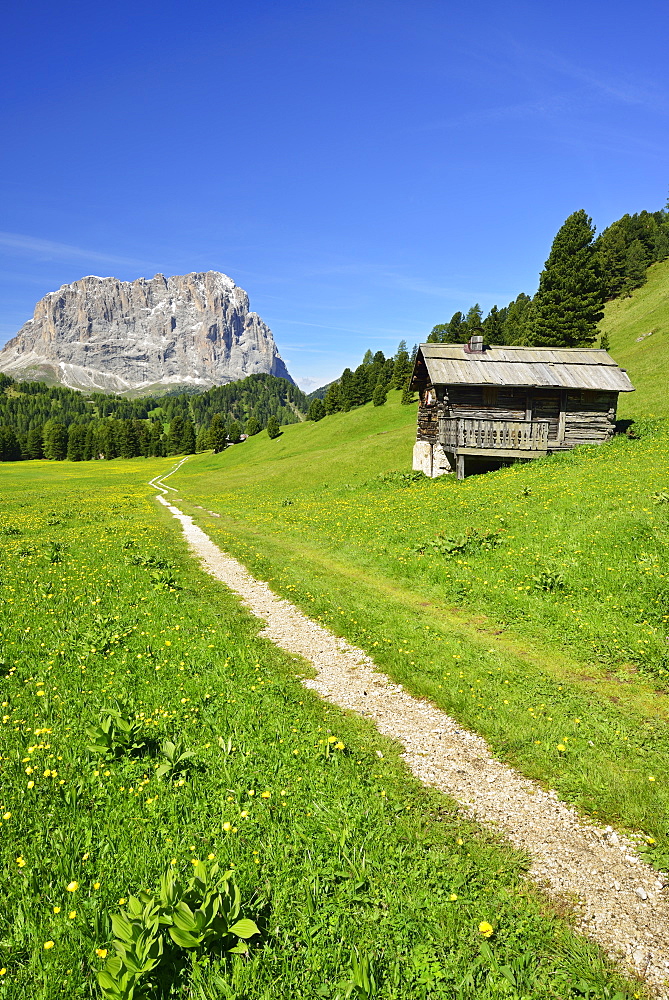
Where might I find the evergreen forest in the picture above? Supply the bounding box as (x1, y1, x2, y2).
(0, 374, 308, 462)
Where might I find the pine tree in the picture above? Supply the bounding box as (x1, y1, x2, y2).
(392, 342, 412, 389)
(400, 381, 415, 405)
(245, 416, 261, 436)
(195, 427, 210, 452)
(266, 416, 281, 439)
(503, 294, 533, 344)
(168, 414, 184, 455)
(338, 369, 355, 411)
(307, 398, 326, 421)
(372, 380, 388, 406)
(67, 424, 87, 461)
(465, 303, 483, 333)
(596, 223, 628, 299)
(209, 414, 227, 453)
(26, 426, 44, 459)
(227, 420, 242, 444)
(43, 421, 68, 460)
(653, 223, 669, 262)
(324, 382, 341, 415)
(148, 422, 164, 457)
(482, 305, 504, 345)
(531, 210, 603, 347)
(622, 239, 649, 295)
(0, 426, 21, 461)
(447, 312, 465, 342)
(180, 418, 196, 453)
(119, 420, 140, 458)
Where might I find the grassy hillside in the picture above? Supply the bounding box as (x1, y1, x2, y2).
(600, 256, 669, 418)
(1, 460, 642, 999)
(170, 387, 669, 863)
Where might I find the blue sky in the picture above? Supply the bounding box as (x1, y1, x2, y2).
(1, 0, 668, 389)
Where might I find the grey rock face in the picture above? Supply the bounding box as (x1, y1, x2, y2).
(0, 272, 293, 393)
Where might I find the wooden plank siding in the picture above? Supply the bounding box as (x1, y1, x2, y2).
(417, 403, 439, 442)
(443, 385, 527, 422)
(562, 390, 617, 447)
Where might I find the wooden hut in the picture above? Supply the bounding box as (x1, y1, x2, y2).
(410, 335, 635, 479)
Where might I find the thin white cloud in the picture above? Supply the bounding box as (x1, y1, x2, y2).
(0, 232, 151, 270)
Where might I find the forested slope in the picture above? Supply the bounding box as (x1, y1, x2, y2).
(0, 373, 308, 461)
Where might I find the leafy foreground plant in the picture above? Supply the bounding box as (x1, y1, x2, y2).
(98, 862, 259, 1000)
(86, 705, 147, 758)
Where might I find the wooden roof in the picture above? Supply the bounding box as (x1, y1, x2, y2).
(412, 343, 635, 393)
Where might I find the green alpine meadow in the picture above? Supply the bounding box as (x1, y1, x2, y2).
(3, 237, 669, 999)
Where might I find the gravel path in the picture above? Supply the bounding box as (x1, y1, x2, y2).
(157, 493, 669, 995)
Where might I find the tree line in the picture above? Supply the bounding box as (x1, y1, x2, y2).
(0, 373, 308, 461)
(427, 202, 669, 350)
(304, 345, 416, 422)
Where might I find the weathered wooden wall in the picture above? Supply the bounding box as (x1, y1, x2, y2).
(416, 403, 440, 442)
(443, 385, 527, 421)
(416, 384, 619, 453)
(563, 390, 617, 446)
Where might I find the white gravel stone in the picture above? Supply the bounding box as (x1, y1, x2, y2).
(157, 494, 669, 998)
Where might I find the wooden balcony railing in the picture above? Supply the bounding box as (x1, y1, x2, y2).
(440, 417, 550, 452)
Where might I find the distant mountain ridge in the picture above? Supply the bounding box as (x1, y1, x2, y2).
(0, 271, 293, 394)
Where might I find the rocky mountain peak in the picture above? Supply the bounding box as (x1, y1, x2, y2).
(0, 271, 293, 394)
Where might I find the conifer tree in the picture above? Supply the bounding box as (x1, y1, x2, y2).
(26, 426, 44, 459)
(372, 380, 388, 406)
(0, 426, 21, 461)
(622, 240, 649, 295)
(195, 426, 210, 452)
(324, 382, 341, 415)
(482, 305, 504, 344)
(338, 369, 355, 411)
(43, 421, 68, 460)
(531, 210, 603, 347)
(400, 381, 415, 405)
(392, 342, 412, 389)
(168, 414, 184, 455)
(209, 414, 227, 453)
(148, 422, 164, 457)
(503, 294, 533, 344)
(180, 418, 196, 453)
(596, 223, 628, 299)
(266, 416, 281, 439)
(307, 398, 326, 421)
(226, 419, 242, 444)
(67, 424, 87, 461)
(465, 304, 483, 333)
(447, 312, 467, 343)
(245, 415, 261, 436)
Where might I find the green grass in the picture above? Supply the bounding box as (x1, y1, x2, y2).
(0, 459, 643, 999)
(600, 256, 669, 419)
(166, 386, 669, 864)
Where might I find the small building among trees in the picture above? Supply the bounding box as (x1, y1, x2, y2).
(410, 335, 634, 479)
